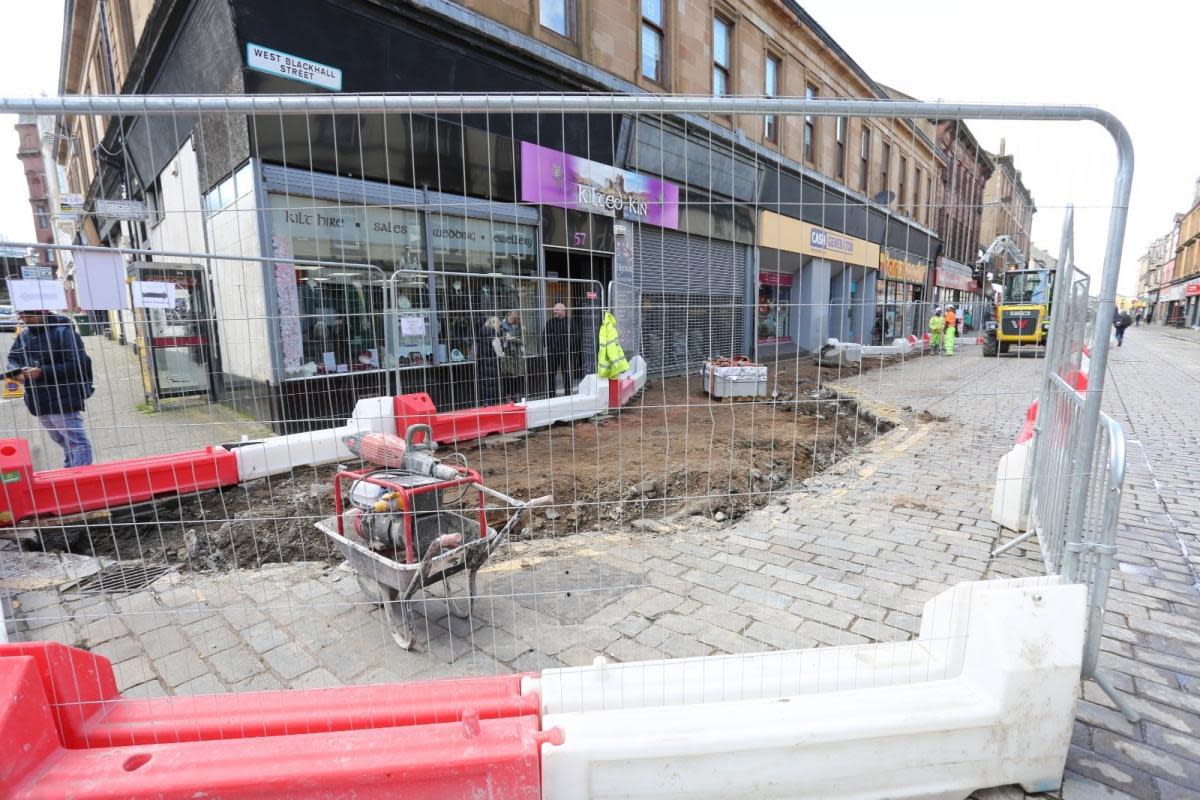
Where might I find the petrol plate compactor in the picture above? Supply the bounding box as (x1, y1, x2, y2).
(317, 425, 552, 650)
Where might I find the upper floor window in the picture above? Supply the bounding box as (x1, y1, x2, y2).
(880, 141, 891, 198)
(859, 127, 870, 193)
(898, 155, 908, 212)
(764, 54, 780, 143)
(925, 175, 933, 226)
(641, 0, 665, 83)
(834, 116, 848, 180)
(539, 0, 574, 40)
(712, 16, 731, 96)
(35, 202, 49, 230)
(803, 83, 818, 163)
(914, 167, 924, 222)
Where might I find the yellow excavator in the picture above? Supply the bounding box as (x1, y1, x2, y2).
(980, 236, 1053, 357)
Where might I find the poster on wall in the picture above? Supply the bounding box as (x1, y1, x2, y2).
(520, 141, 680, 230)
(271, 234, 304, 373)
(75, 249, 129, 310)
(611, 225, 641, 356)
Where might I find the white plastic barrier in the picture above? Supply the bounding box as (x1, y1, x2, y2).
(523, 374, 609, 429)
(232, 397, 396, 480)
(531, 577, 1084, 799)
(523, 356, 646, 429)
(991, 441, 1031, 532)
(626, 354, 648, 396)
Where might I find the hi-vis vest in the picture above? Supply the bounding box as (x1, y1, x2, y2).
(597, 311, 629, 378)
(928, 314, 945, 334)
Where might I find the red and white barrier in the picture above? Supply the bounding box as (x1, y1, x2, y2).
(3, 576, 1084, 798)
(0, 357, 648, 528)
(993, 346, 1090, 531)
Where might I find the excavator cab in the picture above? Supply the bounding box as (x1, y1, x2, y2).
(982, 267, 1055, 356)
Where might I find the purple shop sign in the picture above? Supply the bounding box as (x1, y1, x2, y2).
(520, 141, 680, 230)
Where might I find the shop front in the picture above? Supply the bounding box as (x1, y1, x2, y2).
(757, 211, 880, 353)
(1159, 279, 1200, 328)
(878, 250, 930, 341)
(934, 257, 981, 332)
(260, 174, 544, 429)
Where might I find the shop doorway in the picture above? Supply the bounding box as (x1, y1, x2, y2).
(545, 249, 610, 376)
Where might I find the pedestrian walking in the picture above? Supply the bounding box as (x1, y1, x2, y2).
(6, 310, 95, 467)
(1113, 308, 1133, 347)
(927, 307, 945, 354)
(475, 316, 504, 404)
(943, 305, 958, 356)
(542, 302, 578, 396)
(1134, 308, 1142, 327)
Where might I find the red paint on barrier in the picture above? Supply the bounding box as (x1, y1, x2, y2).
(394, 393, 527, 445)
(2, 643, 549, 799)
(0, 442, 239, 526)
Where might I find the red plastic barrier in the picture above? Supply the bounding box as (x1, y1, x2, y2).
(608, 376, 637, 409)
(2, 643, 554, 799)
(0, 439, 36, 526)
(394, 394, 527, 445)
(0, 643, 118, 746)
(0, 443, 240, 526)
(1, 643, 538, 749)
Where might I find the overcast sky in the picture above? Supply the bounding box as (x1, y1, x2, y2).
(1, 3, 1196, 296)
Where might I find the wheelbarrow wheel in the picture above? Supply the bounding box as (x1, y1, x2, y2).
(356, 573, 396, 607)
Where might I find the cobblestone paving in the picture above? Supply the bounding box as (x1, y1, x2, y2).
(8, 330, 1199, 798)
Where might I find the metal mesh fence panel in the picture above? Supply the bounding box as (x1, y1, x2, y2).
(0, 95, 1136, 759)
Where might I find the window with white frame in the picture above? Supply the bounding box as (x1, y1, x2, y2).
(712, 16, 731, 96)
(764, 54, 780, 143)
(641, 0, 665, 83)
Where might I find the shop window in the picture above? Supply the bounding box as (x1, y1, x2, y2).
(712, 16, 731, 97)
(271, 195, 423, 375)
(429, 213, 540, 364)
(539, 0, 574, 40)
(641, 0, 666, 83)
(205, 161, 255, 214)
(757, 270, 793, 343)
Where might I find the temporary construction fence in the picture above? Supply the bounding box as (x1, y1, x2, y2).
(990, 206, 1135, 720)
(0, 94, 1133, 798)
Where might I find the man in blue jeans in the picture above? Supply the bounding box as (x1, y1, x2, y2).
(7, 310, 94, 467)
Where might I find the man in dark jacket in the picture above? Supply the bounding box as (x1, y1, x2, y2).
(1112, 308, 1133, 348)
(7, 310, 94, 466)
(542, 303, 579, 396)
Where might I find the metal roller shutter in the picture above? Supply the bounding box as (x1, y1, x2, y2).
(635, 227, 746, 376)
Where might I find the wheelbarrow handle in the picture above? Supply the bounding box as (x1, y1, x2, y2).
(487, 494, 555, 556)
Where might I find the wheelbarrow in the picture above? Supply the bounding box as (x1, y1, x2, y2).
(316, 465, 551, 651)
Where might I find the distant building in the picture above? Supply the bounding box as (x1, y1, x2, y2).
(1163, 178, 1200, 327)
(1028, 244, 1057, 272)
(979, 139, 1035, 266)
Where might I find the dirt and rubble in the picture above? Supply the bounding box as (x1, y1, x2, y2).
(40, 355, 901, 571)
